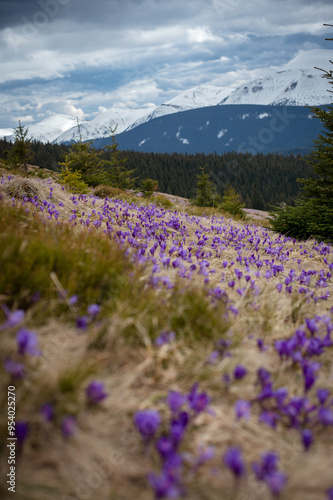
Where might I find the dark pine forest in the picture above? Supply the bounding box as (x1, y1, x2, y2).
(0, 138, 314, 210)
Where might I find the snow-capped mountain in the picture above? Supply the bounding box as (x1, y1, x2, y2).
(55, 106, 153, 144)
(220, 49, 332, 106)
(0, 115, 80, 143)
(125, 85, 234, 131)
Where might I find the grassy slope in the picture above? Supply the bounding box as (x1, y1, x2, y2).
(0, 168, 332, 500)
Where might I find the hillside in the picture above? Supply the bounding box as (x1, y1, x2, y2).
(93, 105, 325, 156)
(0, 169, 332, 500)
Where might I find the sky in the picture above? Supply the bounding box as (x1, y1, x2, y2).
(0, 0, 332, 128)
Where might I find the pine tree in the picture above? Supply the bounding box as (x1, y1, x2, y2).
(64, 119, 103, 186)
(10, 121, 33, 173)
(221, 185, 246, 219)
(194, 165, 218, 207)
(270, 40, 333, 242)
(102, 127, 136, 189)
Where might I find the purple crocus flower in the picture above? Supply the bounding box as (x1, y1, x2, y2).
(317, 388, 330, 405)
(61, 416, 77, 437)
(68, 295, 78, 305)
(163, 452, 184, 481)
(235, 400, 251, 420)
(223, 446, 245, 477)
(85, 380, 108, 405)
(301, 429, 313, 451)
(166, 391, 187, 413)
(305, 318, 318, 335)
(16, 328, 40, 356)
(155, 331, 176, 346)
(134, 409, 161, 439)
(259, 410, 279, 428)
(266, 470, 287, 496)
(0, 307, 25, 330)
(40, 403, 54, 422)
(4, 358, 26, 379)
(76, 316, 89, 330)
(302, 361, 319, 392)
(252, 452, 278, 480)
(234, 365, 247, 380)
(156, 436, 175, 458)
(188, 383, 211, 414)
(318, 407, 333, 426)
(257, 339, 268, 351)
(148, 471, 183, 499)
(87, 303, 100, 318)
(170, 412, 189, 445)
(15, 421, 29, 445)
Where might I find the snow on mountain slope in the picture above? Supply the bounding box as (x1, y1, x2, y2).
(126, 85, 233, 131)
(55, 106, 153, 144)
(28, 115, 80, 143)
(220, 49, 332, 107)
(0, 115, 79, 143)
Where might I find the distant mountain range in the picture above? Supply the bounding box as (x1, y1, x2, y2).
(92, 104, 325, 156)
(0, 49, 331, 154)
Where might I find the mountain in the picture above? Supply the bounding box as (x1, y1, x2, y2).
(220, 49, 332, 106)
(0, 115, 79, 143)
(92, 104, 325, 156)
(55, 106, 153, 144)
(55, 87, 233, 143)
(125, 85, 233, 131)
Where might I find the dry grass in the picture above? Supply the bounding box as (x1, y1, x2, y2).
(0, 171, 332, 500)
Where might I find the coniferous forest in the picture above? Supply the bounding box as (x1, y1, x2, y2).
(0, 137, 313, 210)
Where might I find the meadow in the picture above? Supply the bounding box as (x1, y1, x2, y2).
(0, 169, 332, 500)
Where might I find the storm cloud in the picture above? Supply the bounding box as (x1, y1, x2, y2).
(0, 0, 331, 127)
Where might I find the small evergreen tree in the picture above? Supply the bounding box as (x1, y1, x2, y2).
(58, 155, 89, 194)
(10, 121, 33, 173)
(221, 184, 246, 219)
(194, 165, 218, 207)
(102, 127, 136, 189)
(140, 178, 158, 198)
(64, 119, 103, 186)
(270, 42, 333, 242)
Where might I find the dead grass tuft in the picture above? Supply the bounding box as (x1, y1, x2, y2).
(4, 178, 40, 199)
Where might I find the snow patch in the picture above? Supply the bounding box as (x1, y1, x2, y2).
(217, 129, 228, 139)
(258, 113, 270, 119)
(139, 138, 149, 146)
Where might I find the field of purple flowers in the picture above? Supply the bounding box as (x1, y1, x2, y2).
(0, 170, 332, 500)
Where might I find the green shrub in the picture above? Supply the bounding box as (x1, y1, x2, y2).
(93, 184, 123, 199)
(140, 178, 159, 198)
(154, 195, 174, 209)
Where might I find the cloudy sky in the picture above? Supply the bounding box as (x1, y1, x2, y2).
(0, 0, 331, 128)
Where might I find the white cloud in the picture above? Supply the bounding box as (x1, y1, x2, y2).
(11, 115, 35, 124)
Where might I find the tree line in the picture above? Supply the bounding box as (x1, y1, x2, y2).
(0, 133, 313, 210)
